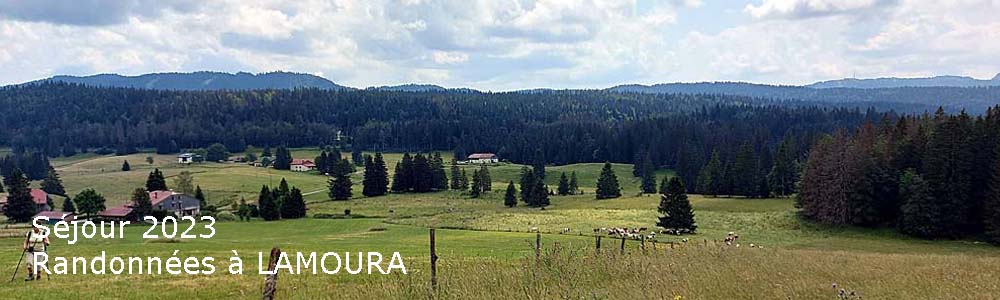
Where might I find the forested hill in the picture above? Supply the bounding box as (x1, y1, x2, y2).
(607, 82, 1000, 113)
(807, 74, 1000, 89)
(34, 71, 350, 91)
(1, 83, 875, 176)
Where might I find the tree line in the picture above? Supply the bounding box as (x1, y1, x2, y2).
(796, 107, 1000, 244)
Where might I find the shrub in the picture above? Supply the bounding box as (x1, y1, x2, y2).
(215, 211, 238, 222)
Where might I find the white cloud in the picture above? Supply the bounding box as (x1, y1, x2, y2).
(745, 0, 898, 19)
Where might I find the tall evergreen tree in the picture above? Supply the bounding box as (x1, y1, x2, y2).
(281, 187, 307, 219)
(640, 159, 657, 194)
(730, 143, 759, 197)
(40, 166, 66, 196)
(362, 155, 383, 197)
(145, 168, 168, 191)
(372, 153, 389, 195)
(696, 150, 724, 196)
(449, 160, 463, 190)
(122, 160, 131, 171)
(478, 165, 492, 192)
(352, 147, 364, 166)
(532, 178, 550, 207)
(658, 176, 670, 195)
(257, 185, 280, 221)
(273, 145, 292, 170)
(898, 170, 943, 238)
(458, 169, 469, 190)
(532, 149, 546, 180)
(504, 181, 518, 207)
(61, 197, 76, 214)
(768, 134, 799, 197)
(391, 153, 413, 192)
(315, 151, 329, 174)
(127, 188, 151, 218)
(595, 162, 622, 199)
(2, 169, 36, 222)
(469, 169, 482, 198)
(557, 172, 570, 196)
(921, 115, 975, 237)
(519, 166, 536, 205)
(411, 153, 433, 193)
(329, 159, 353, 200)
(194, 185, 206, 206)
(657, 177, 697, 233)
(568, 171, 579, 195)
(431, 152, 449, 190)
(985, 153, 1000, 244)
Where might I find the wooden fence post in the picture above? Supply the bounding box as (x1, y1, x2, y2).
(430, 229, 438, 292)
(535, 232, 541, 260)
(262, 247, 281, 300)
(620, 237, 625, 255)
(652, 240, 657, 250)
(595, 235, 602, 254)
(641, 237, 646, 253)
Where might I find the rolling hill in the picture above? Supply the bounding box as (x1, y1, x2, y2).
(35, 71, 351, 91)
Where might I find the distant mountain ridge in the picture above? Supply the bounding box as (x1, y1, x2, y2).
(807, 74, 1000, 89)
(369, 84, 477, 93)
(36, 71, 351, 91)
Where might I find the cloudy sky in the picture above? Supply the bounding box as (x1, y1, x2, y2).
(0, 0, 998, 90)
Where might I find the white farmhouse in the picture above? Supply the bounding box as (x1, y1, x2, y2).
(466, 153, 499, 164)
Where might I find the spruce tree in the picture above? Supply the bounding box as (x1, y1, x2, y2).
(898, 170, 943, 238)
(557, 172, 570, 196)
(145, 168, 168, 191)
(458, 169, 469, 190)
(532, 178, 550, 207)
(657, 177, 697, 233)
(122, 160, 131, 171)
(281, 187, 307, 219)
(768, 134, 799, 197)
(595, 162, 621, 199)
(411, 153, 433, 193)
(450, 160, 463, 190)
(391, 153, 412, 192)
(275, 178, 290, 201)
(352, 148, 364, 166)
(478, 165, 491, 192)
(41, 166, 66, 196)
(696, 150, 723, 196)
(640, 161, 657, 194)
(329, 160, 353, 200)
(273, 145, 292, 170)
(194, 185, 206, 206)
(469, 169, 482, 198)
(258, 185, 280, 221)
(2, 169, 36, 222)
(315, 151, 329, 174)
(362, 155, 382, 197)
(131, 188, 152, 218)
(373, 153, 389, 195)
(731, 143, 758, 197)
(568, 171, 579, 195)
(519, 166, 536, 205)
(61, 197, 76, 214)
(983, 150, 1000, 244)
(431, 152, 449, 190)
(504, 181, 518, 207)
(658, 176, 670, 195)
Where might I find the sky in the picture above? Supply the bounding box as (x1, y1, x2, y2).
(0, 0, 998, 91)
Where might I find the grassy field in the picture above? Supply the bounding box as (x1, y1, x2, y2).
(2, 150, 998, 299)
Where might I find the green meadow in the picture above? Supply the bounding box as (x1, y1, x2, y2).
(1, 149, 998, 299)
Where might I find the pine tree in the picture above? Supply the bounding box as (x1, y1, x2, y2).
(431, 152, 449, 190)
(696, 150, 723, 196)
(640, 159, 657, 194)
(391, 153, 412, 192)
(731, 143, 758, 197)
(194, 185, 206, 206)
(469, 169, 482, 198)
(258, 185, 280, 221)
(458, 169, 469, 190)
(2, 169, 36, 222)
(504, 181, 518, 207)
(411, 153, 433, 193)
(40, 166, 66, 196)
(450, 160, 463, 190)
(898, 170, 943, 238)
(122, 160, 131, 171)
(478, 165, 491, 192)
(281, 187, 307, 219)
(275, 178, 290, 201)
(174, 170, 195, 194)
(261, 146, 272, 158)
(329, 159, 353, 200)
(73, 188, 106, 218)
(557, 172, 570, 195)
(568, 171, 579, 195)
(595, 162, 621, 199)
(145, 168, 168, 191)
(657, 177, 697, 233)
(921, 115, 975, 237)
(61, 197, 76, 214)
(273, 145, 292, 170)
(131, 188, 152, 218)
(519, 166, 536, 205)
(658, 176, 670, 195)
(362, 155, 383, 197)
(532, 178, 550, 207)
(768, 134, 799, 197)
(352, 148, 364, 166)
(315, 151, 329, 174)
(985, 154, 1000, 244)
(373, 153, 389, 195)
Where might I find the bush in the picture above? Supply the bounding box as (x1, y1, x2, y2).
(215, 211, 237, 222)
(344, 209, 351, 216)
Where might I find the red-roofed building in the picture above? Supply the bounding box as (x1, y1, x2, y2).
(99, 206, 135, 222)
(0, 188, 52, 212)
(466, 153, 499, 164)
(34, 211, 75, 224)
(291, 159, 316, 172)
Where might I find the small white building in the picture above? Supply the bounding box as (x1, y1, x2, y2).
(290, 159, 316, 172)
(177, 153, 200, 164)
(467, 153, 499, 164)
